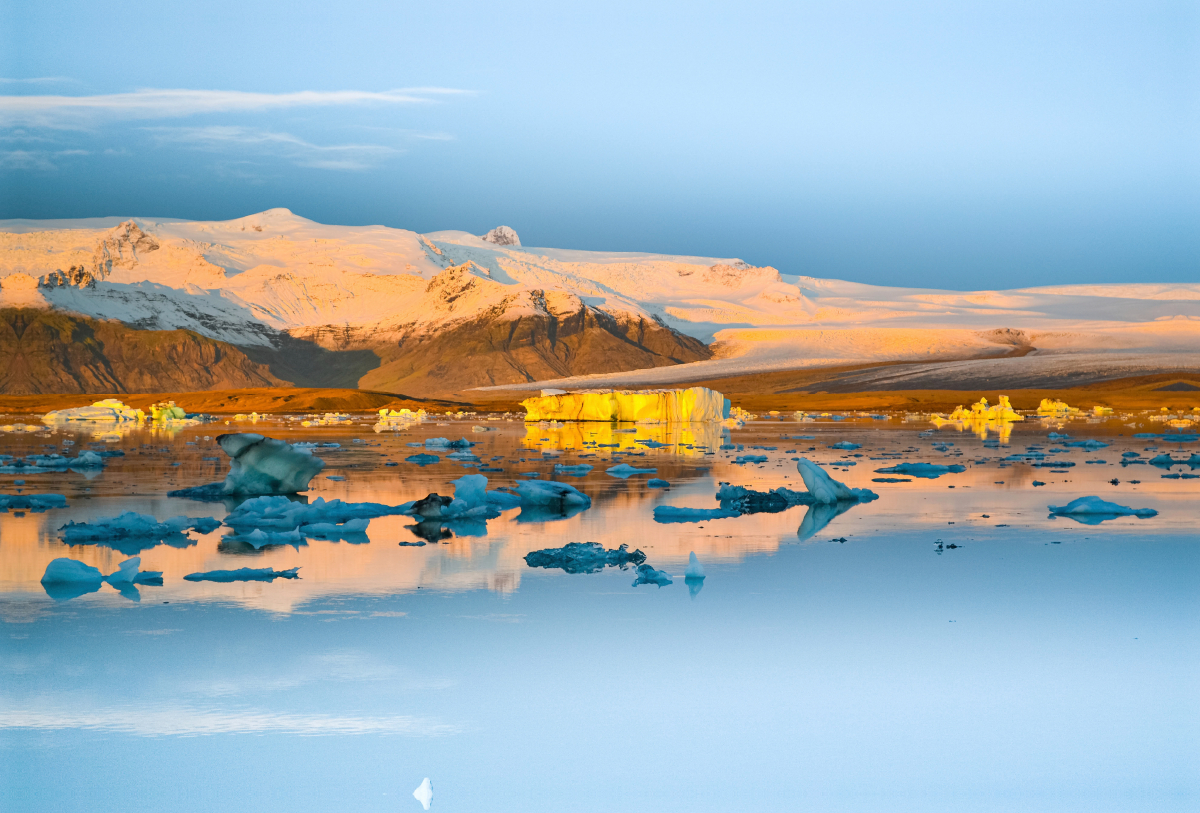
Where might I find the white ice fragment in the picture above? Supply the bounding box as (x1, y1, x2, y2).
(413, 777, 433, 810)
(1048, 496, 1158, 522)
(653, 506, 740, 523)
(515, 480, 592, 509)
(685, 551, 705, 580)
(796, 459, 877, 504)
(553, 463, 593, 475)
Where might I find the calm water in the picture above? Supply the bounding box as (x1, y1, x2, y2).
(2, 413, 1197, 812)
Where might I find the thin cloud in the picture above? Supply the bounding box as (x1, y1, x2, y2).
(0, 87, 469, 128)
(0, 76, 77, 84)
(147, 125, 401, 171)
(0, 699, 462, 737)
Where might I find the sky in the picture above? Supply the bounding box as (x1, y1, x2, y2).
(0, 0, 1196, 289)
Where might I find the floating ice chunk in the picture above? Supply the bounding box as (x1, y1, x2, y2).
(797, 459, 878, 504)
(716, 483, 812, 513)
(0, 493, 67, 512)
(1064, 440, 1109, 450)
(104, 556, 163, 585)
(606, 463, 657, 478)
(0, 451, 106, 473)
(524, 542, 646, 573)
(653, 506, 741, 523)
(406, 453, 440, 466)
(425, 437, 472, 449)
(830, 441, 861, 450)
(229, 528, 306, 549)
(224, 496, 407, 532)
(515, 480, 592, 510)
(216, 433, 325, 495)
(520, 387, 729, 423)
(1149, 454, 1178, 467)
(733, 455, 768, 464)
(631, 563, 673, 587)
(872, 462, 966, 479)
(684, 551, 705, 580)
(59, 513, 218, 551)
(413, 778, 433, 811)
(298, 519, 371, 538)
(636, 439, 669, 448)
(42, 557, 103, 583)
(486, 489, 522, 510)
(1048, 496, 1158, 524)
(553, 463, 594, 476)
(647, 478, 670, 488)
(184, 567, 301, 582)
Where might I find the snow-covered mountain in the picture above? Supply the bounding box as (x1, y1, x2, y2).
(2, 208, 1198, 395)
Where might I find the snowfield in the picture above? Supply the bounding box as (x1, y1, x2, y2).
(2, 208, 1198, 388)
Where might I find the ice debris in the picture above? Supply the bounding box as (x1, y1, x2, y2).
(0, 493, 67, 512)
(873, 462, 966, 479)
(41, 557, 103, 584)
(406, 454, 440, 466)
(425, 437, 472, 449)
(223, 496, 409, 531)
(520, 387, 730, 423)
(716, 483, 812, 513)
(524, 542, 646, 573)
(515, 480, 591, 510)
(0, 451, 106, 472)
(1048, 496, 1158, 523)
(685, 551, 705, 580)
(647, 478, 670, 488)
(169, 434, 326, 498)
(631, 564, 673, 587)
(104, 556, 163, 585)
(553, 463, 593, 476)
(184, 567, 301, 582)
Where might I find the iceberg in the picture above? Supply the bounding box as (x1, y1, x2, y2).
(684, 551, 705, 580)
(873, 462, 966, 479)
(406, 453, 440, 466)
(104, 556, 163, 585)
(716, 483, 812, 513)
(169, 434, 326, 497)
(653, 506, 741, 523)
(520, 387, 730, 423)
(42, 557, 103, 584)
(425, 437, 472, 449)
(1048, 496, 1158, 524)
(42, 398, 146, 424)
(631, 563, 673, 587)
(0, 451, 106, 473)
(232, 528, 307, 548)
(1064, 440, 1110, 450)
(524, 542, 646, 574)
(301, 518, 371, 538)
(413, 778, 433, 811)
(606, 463, 657, 478)
(797, 459, 878, 504)
(647, 478, 670, 488)
(0, 493, 67, 512)
(184, 567, 301, 582)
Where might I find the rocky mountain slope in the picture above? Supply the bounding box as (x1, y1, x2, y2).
(1, 208, 1197, 396)
(0, 308, 282, 395)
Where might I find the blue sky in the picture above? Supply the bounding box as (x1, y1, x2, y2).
(1, 0, 1196, 289)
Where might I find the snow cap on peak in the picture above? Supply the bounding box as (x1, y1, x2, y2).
(482, 225, 520, 246)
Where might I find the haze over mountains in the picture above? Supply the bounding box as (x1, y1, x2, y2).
(1, 209, 1197, 397)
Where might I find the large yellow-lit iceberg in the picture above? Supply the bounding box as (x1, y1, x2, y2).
(520, 387, 730, 423)
(931, 395, 1023, 441)
(1036, 398, 1080, 417)
(43, 399, 146, 424)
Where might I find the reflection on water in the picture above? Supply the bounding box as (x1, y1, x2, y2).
(2, 415, 1197, 812)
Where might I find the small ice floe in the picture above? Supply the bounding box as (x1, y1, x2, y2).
(524, 542, 646, 574)
(326, 475, 346, 481)
(425, 437, 472, 449)
(553, 463, 593, 476)
(1064, 440, 1109, 450)
(413, 777, 433, 810)
(716, 483, 811, 514)
(59, 513, 220, 554)
(224, 496, 408, 531)
(631, 563, 673, 587)
(184, 567, 301, 582)
(636, 439, 669, 448)
(0, 451, 107, 473)
(872, 462, 966, 479)
(0, 493, 68, 512)
(830, 441, 861, 450)
(41, 557, 103, 600)
(606, 463, 657, 478)
(1149, 454, 1179, 468)
(515, 480, 591, 515)
(406, 454, 440, 466)
(300, 519, 370, 540)
(797, 459, 878, 504)
(104, 556, 163, 585)
(228, 528, 307, 549)
(647, 478, 670, 488)
(733, 455, 768, 464)
(653, 506, 741, 523)
(169, 434, 326, 498)
(1048, 496, 1158, 524)
(685, 551, 705, 579)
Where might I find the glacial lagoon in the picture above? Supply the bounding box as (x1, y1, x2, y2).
(2, 413, 1197, 812)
